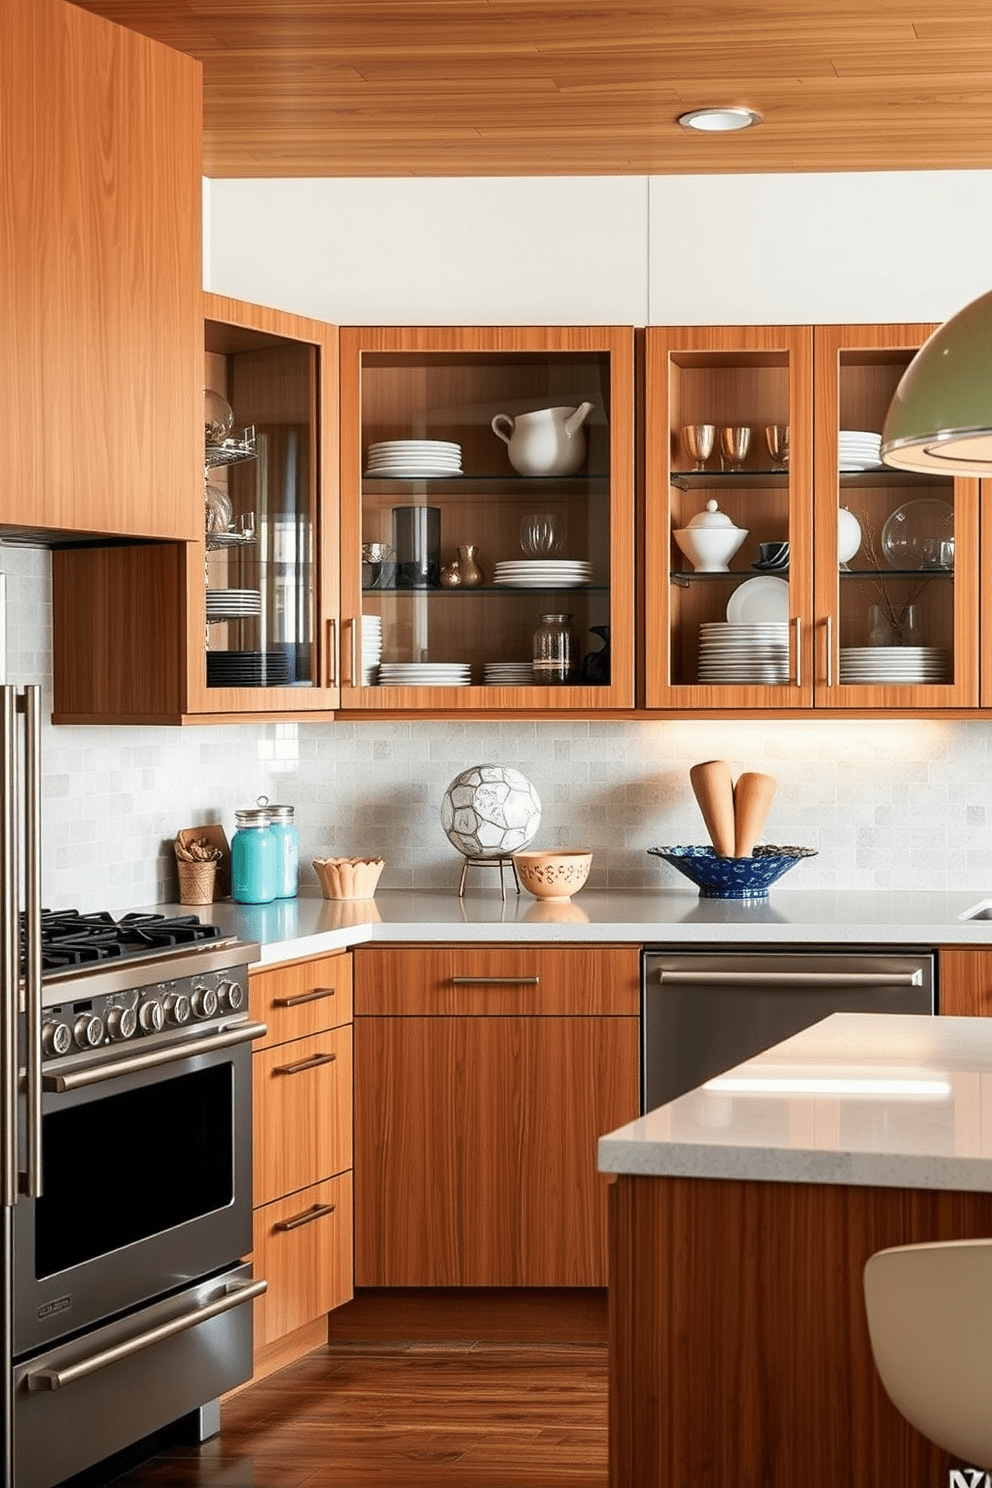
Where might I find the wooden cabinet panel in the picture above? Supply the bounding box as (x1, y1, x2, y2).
(253, 1026, 353, 1208)
(354, 1011, 639, 1287)
(1, 0, 202, 540)
(937, 947, 992, 1016)
(252, 1173, 353, 1350)
(250, 953, 353, 1050)
(354, 944, 640, 1016)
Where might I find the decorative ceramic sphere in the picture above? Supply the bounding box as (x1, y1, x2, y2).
(441, 765, 542, 859)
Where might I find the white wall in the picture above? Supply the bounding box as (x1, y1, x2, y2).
(6, 170, 992, 914)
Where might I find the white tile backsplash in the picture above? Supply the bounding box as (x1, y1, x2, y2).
(3, 544, 991, 912)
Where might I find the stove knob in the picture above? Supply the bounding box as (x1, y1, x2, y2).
(73, 1013, 104, 1049)
(106, 1005, 137, 1041)
(218, 979, 244, 1012)
(164, 992, 192, 1026)
(138, 998, 164, 1034)
(42, 1020, 72, 1057)
(191, 984, 218, 1019)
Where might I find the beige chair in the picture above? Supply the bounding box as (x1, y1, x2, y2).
(863, 1237, 992, 1471)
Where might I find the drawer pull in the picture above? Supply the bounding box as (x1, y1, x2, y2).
(450, 976, 540, 986)
(272, 1051, 337, 1076)
(274, 1202, 337, 1233)
(272, 986, 338, 1008)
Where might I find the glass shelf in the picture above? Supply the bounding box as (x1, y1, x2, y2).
(362, 584, 610, 597)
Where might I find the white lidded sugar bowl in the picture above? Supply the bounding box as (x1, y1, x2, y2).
(673, 499, 748, 573)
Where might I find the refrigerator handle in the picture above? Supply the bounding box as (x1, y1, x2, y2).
(1, 688, 17, 1206)
(22, 686, 42, 1198)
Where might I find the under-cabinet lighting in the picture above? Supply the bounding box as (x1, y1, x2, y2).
(677, 107, 762, 133)
(704, 1075, 952, 1098)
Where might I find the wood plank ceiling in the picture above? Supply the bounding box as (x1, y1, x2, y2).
(73, 1, 992, 178)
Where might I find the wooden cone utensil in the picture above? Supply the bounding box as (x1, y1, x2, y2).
(733, 772, 777, 858)
(689, 760, 736, 858)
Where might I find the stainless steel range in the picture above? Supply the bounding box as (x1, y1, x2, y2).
(2, 693, 267, 1488)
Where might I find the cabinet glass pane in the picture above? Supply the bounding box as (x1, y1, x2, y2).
(204, 340, 317, 691)
(834, 349, 955, 687)
(358, 350, 613, 688)
(666, 351, 794, 689)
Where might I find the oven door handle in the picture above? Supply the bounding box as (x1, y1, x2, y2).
(42, 1020, 269, 1092)
(654, 970, 924, 989)
(24, 1277, 268, 1392)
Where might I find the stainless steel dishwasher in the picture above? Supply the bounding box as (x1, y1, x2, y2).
(641, 948, 935, 1113)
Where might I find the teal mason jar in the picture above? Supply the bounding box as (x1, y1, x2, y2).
(231, 807, 278, 904)
(260, 798, 299, 899)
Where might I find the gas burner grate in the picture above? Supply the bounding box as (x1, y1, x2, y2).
(34, 909, 223, 974)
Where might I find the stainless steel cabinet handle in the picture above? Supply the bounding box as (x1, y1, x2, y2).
(274, 1201, 337, 1232)
(791, 616, 802, 688)
(25, 1277, 268, 1392)
(656, 970, 923, 989)
(272, 986, 337, 1008)
(824, 614, 834, 687)
(327, 618, 338, 687)
(450, 976, 541, 986)
(272, 1050, 337, 1075)
(43, 1021, 269, 1092)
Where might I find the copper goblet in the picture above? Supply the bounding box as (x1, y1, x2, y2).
(764, 424, 790, 470)
(719, 425, 751, 472)
(681, 424, 716, 472)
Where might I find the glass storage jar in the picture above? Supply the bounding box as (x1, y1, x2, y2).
(231, 807, 278, 904)
(258, 796, 299, 899)
(532, 613, 576, 685)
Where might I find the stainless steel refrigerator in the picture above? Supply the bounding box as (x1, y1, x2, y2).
(2, 563, 43, 1488)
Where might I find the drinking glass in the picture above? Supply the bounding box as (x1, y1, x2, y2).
(719, 425, 751, 472)
(681, 424, 716, 472)
(764, 425, 789, 470)
(520, 514, 563, 557)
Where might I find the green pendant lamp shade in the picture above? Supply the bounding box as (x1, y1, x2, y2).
(882, 288, 992, 475)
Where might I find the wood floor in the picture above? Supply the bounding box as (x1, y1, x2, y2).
(97, 1342, 609, 1488)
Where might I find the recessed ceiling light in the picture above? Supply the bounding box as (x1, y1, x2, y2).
(678, 107, 762, 133)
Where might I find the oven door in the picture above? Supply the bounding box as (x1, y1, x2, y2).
(13, 1031, 255, 1356)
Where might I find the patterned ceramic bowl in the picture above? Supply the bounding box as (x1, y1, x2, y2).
(647, 844, 816, 900)
(512, 850, 592, 902)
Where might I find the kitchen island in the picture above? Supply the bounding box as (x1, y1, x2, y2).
(597, 1013, 992, 1488)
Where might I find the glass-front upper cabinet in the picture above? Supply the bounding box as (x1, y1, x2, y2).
(813, 324, 979, 709)
(337, 327, 635, 713)
(195, 296, 339, 714)
(644, 325, 814, 710)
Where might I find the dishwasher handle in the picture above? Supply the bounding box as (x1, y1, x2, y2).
(655, 969, 924, 989)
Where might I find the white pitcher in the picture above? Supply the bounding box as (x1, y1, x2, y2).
(491, 402, 594, 476)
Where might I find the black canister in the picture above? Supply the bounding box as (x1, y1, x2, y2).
(392, 506, 441, 588)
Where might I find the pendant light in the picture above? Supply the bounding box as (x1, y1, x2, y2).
(881, 288, 992, 475)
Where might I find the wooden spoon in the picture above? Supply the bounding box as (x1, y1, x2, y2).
(733, 771, 777, 858)
(689, 760, 736, 858)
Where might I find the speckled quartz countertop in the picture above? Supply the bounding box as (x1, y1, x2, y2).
(597, 1011, 992, 1192)
(155, 885, 992, 966)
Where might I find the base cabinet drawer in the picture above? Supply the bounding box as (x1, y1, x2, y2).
(252, 1175, 353, 1350)
(253, 1025, 353, 1207)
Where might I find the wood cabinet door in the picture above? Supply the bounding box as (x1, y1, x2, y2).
(937, 947, 992, 1015)
(1, 0, 202, 540)
(354, 1012, 639, 1287)
(252, 1173, 353, 1350)
(253, 1026, 353, 1208)
(250, 953, 353, 1050)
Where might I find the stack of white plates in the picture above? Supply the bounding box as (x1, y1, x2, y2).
(698, 622, 790, 684)
(839, 647, 948, 684)
(483, 662, 534, 685)
(838, 429, 883, 471)
(361, 614, 382, 686)
(492, 559, 593, 588)
(378, 661, 472, 687)
(205, 588, 262, 620)
(364, 440, 463, 478)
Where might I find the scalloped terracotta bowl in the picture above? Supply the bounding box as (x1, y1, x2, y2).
(312, 856, 384, 900)
(512, 850, 592, 902)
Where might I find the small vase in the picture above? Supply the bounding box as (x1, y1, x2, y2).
(439, 561, 462, 588)
(457, 545, 483, 587)
(867, 604, 893, 647)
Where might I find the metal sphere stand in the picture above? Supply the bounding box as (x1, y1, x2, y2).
(457, 854, 521, 902)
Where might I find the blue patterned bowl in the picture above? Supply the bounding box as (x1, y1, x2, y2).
(648, 844, 817, 899)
